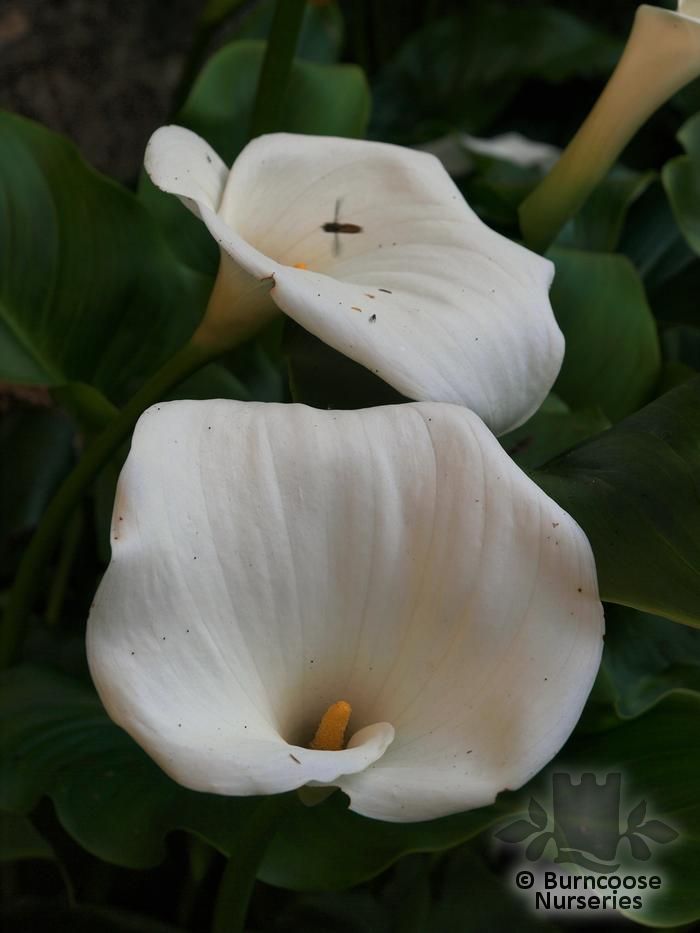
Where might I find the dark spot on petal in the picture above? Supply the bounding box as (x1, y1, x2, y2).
(378, 288, 392, 294)
(289, 754, 301, 764)
(369, 314, 377, 323)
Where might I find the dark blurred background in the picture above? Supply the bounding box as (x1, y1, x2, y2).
(0, 0, 664, 184)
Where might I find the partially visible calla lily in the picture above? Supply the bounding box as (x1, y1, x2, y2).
(145, 129, 563, 436)
(87, 400, 603, 823)
(521, 1, 700, 250)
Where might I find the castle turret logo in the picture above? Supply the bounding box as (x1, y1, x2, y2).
(496, 772, 678, 873)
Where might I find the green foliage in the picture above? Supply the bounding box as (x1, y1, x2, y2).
(549, 249, 661, 422)
(0, 112, 208, 403)
(535, 378, 700, 626)
(0, 665, 258, 869)
(602, 605, 700, 717)
(2, 2, 700, 929)
(556, 166, 653, 253)
(370, 4, 619, 144)
(500, 394, 610, 471)
(663, 111, 700, 257)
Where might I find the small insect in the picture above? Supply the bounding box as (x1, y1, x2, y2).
(322, 198, 363, 256)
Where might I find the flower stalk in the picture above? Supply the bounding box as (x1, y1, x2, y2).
(211, 794, 293, 933)
(248, 0, 308, 140)
(520, 2, 700, 253)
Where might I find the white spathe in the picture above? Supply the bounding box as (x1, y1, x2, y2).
(144, 129, 563, 436)
(678, 0, 700, 21)
(87, 400, 604, 823)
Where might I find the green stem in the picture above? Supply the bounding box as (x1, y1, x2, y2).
(45, 507, 83, 627)
(248, 0, 308, 140)
(1, 339, 217, 668)
(211, 794, 293, 933)
(519, 4, 700, 253)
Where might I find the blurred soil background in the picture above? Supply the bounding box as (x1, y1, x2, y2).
(0, 0, 666, 187)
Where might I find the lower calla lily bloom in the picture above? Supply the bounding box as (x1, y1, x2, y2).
(87, 400, 603, 822)
(145, 129, 563, 436)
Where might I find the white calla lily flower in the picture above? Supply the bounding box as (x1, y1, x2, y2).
(87, 400, 603, 823)
(145, 128, 563, 436)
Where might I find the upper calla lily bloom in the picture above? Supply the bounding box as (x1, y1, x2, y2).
(145, 128, 563, 436)
(87, 400, 603, 823)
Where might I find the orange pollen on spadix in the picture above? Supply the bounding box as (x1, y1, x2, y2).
(309, 700, 352, 751)
(293, 262, 308, 270)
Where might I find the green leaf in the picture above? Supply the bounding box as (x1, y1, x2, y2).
(663, 111, 700, 257)
(0, 112, 208, 401)
(602, 605, 700, 717)
(139, 40, 370, 275)
(556, 166, 653, 253)
(429, 846, 559, 932)
(0, 811, 53, 862)
(371, 5, 619, 144)
(0, 665, 258, 869)
(548, 249, 661, 422)
(494, 819, 537, 844)
(500, 394, 609, 471)
(260, 787, 515, 892)
(534, 378, 700, 626)
(621, 182, 694, 289)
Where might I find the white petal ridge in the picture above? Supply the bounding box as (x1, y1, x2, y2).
(87, 400, 603, 822)
(145, 128, 564, 435)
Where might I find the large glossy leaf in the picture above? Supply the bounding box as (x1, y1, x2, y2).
(499, 394, 609, 471)
(602, 605, 700, 717)
(621, 182, 694, 289)
(556, 166, 653, 254)
(0, 666, 258, 869)
(548, 249, 661, 422)
(534, 377, 700, 626)
(139, 40, 370, 275)
(261, 786, 515, 892)
(663, 111, 700, 256)
(0, 112, 208, 402)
